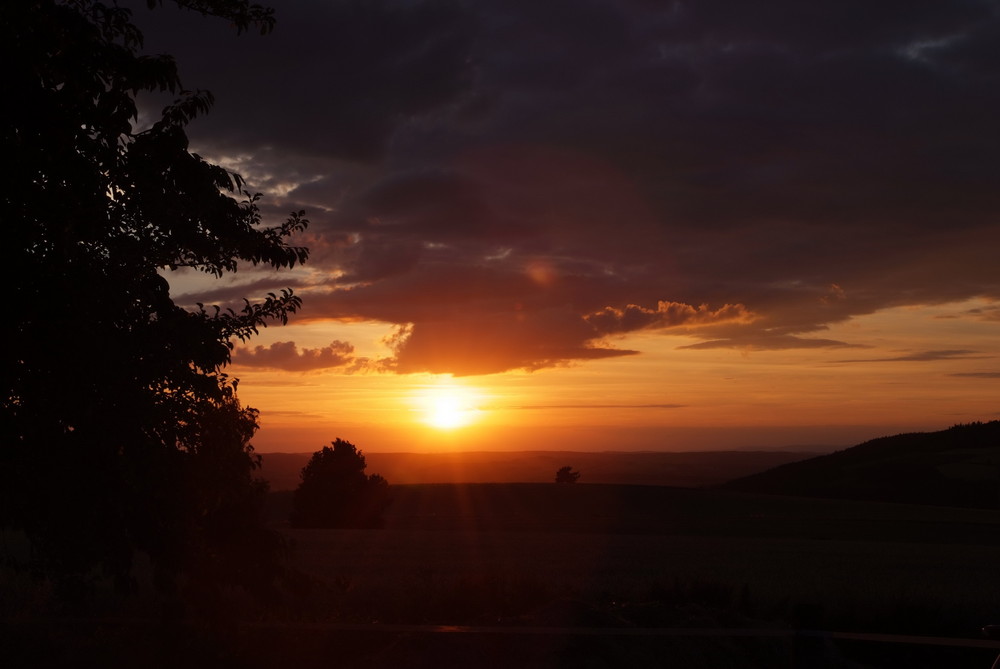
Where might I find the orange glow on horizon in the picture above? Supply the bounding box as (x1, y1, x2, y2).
(228, 299, 1000, 453)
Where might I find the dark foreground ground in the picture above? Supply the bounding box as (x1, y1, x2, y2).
(9, 619, 1000, 669)
(7, 483, 1000, 668)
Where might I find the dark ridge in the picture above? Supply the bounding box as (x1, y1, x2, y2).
(721, 421, 1000, 508)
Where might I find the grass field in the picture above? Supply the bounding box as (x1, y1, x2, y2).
(250, 484, 1000, 666)
(8, 483, 1000, 667)
(272, 484, 1000, 635)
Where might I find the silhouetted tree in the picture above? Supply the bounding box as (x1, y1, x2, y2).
(1, 0, 304, 602)
(555, 466, 581, 484)
(291, 439, 391, 528)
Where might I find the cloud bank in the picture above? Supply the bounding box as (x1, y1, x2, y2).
(140, 0, 1000, 375)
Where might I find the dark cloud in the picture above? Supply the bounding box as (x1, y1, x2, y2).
(513, 403, 686, 410)
(963, 305, 1000, 322)
(587, 301, 755, 334)
(142, 0, 1000, 375)
(674, 1, 992, 50)
(951, 372, 1000, 379)
(233, 340, 358, 372)
(171, 273, 311, 310)
(834, 350, 991, 363)
(680, 336, 860, 351)
(132, 0, 475, 162)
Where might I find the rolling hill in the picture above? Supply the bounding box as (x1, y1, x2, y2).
(722, 421, 1000, 508)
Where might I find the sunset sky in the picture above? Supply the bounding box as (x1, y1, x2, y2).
(134, 1, 1000, 453)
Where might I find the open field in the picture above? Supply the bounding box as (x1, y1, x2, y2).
(8, 483, 1000, 667)
(274, 484, 1000, 630)
(255, 484, 1000, 667)
(269, 482, 1000, 543)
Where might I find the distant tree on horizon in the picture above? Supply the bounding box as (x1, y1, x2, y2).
(291, 439, 391, 528)
(555, 466, 581, 484)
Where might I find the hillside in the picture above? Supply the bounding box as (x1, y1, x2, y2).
(257, 449, 813, 491)
(722, 421, 1000, 508)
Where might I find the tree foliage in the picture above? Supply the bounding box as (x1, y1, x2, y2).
(0, 0, 306, 601)
(291, 439, 391, 529)
(555, 466, 581, 484)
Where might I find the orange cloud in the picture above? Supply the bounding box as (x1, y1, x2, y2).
(387, 318, 638, 376)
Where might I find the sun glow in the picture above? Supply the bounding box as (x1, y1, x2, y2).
(415, 382, 484, 430)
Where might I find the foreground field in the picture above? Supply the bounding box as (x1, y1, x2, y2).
(276, 484, 1000, 631)
(257, 484, 1000, 666)
(8, 484, 1000, 668)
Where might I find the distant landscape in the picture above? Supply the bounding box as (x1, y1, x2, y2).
(257, 449, 817, 491)
(262, 421, 1000, 509)
(12, 424, 1000, 668)
(245, 423, 1000, 667)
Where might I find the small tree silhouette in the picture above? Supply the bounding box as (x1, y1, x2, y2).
(290, 439, 390, 528)
(555, 466, 581, 484)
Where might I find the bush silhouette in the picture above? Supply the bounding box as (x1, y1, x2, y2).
(555, 466, 581, 483)
(290, 439, 390, 528)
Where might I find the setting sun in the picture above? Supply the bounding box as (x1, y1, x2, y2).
(415, 383, 484, 430)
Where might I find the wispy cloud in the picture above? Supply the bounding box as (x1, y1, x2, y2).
(587, 302, 755, 335)
(834, 350, 990, 363)
(680, 336, 861, 351)
(511, 403, 686, 411)
(963, 306, 1000, 322)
